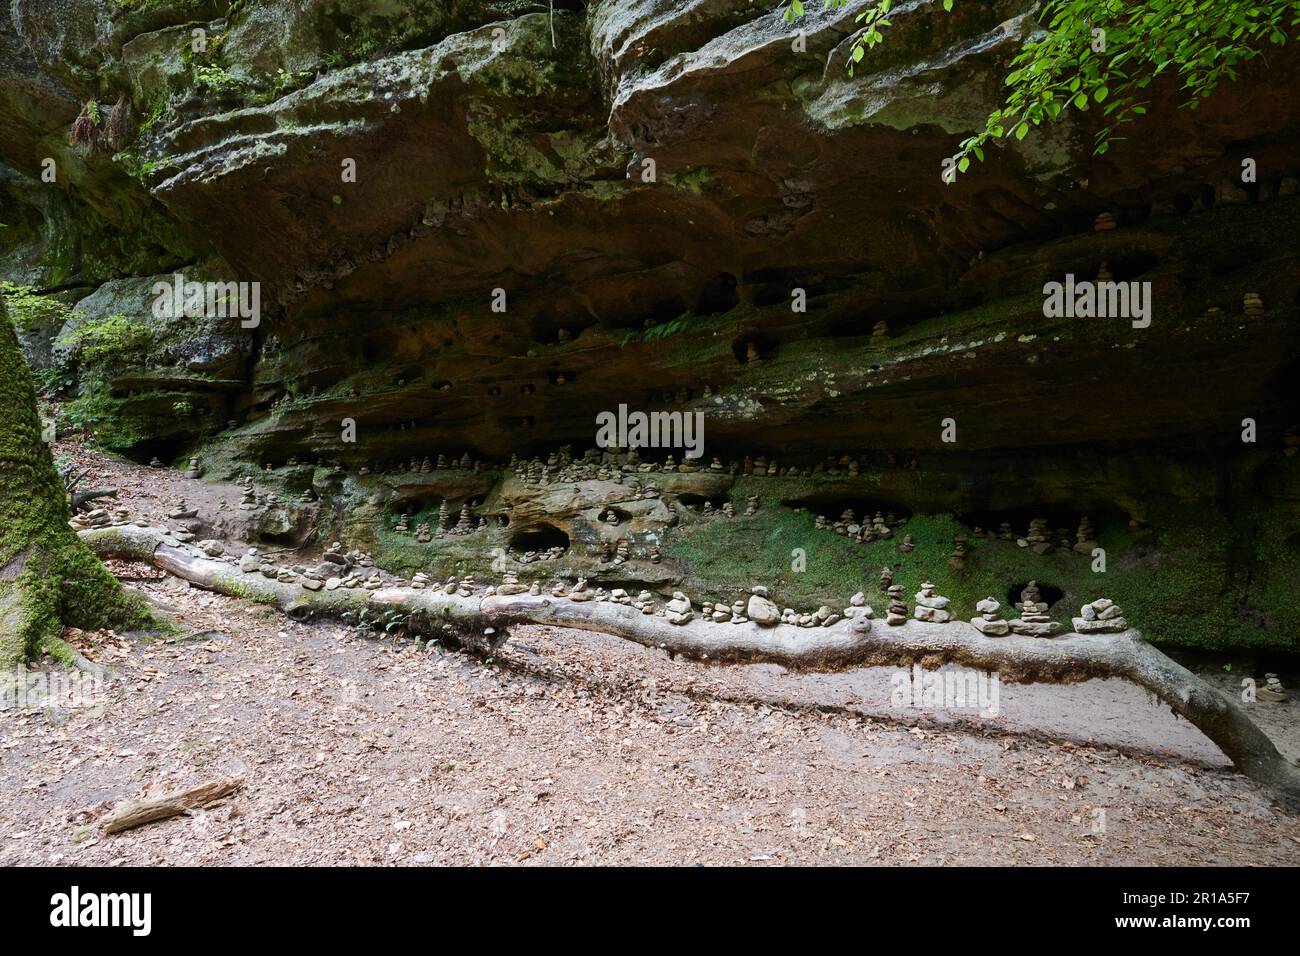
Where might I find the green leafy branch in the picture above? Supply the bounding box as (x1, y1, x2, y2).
(783, 0, 1299, 179)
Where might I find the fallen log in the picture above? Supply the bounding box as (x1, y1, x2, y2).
(100, 776, 244, 835)
(71, 488, 118, 512)
(81, 524, 1300, 804)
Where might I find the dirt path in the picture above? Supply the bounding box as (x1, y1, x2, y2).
(1, 447, 1297, 865)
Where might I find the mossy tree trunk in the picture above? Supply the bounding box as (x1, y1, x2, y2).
(0, 298, 151, 669)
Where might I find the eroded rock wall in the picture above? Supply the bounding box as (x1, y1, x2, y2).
(3, 0, 1299, 649)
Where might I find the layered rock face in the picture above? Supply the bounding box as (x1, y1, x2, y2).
(3, 0, 1300, 649)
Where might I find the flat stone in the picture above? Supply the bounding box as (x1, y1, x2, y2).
(914, 606, 954, 623)
(1010, 620, 1063, 637)
(972, 617, 1010, 636)
(1073, 617, 1127, 633)
(746, 594, 780, 625)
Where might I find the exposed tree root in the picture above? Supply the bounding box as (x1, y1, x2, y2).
(83, 524, 1300, 806)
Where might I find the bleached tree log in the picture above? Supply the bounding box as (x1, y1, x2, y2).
(82, 524, 1300, 804)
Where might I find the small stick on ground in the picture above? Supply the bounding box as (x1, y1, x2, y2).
(100, 776, 244, 835)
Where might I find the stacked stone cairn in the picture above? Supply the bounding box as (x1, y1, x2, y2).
(885, 585, 908, 625)
(971, 597, 1010, 636)
(71, 508, 111, 531)
(497, 572, 528, 595)
(947, 534, 967, 570)
(745, 586, 780, 625)
(843, 592, 873, 633)
(1072, 597, 1128, 633)
(1024, 518, 1052, 553)
(1074, 516, 1098, 554)
(453, 502, 475, 534)
(1009, 581, 1063, 637)
(664, 592, 693, 624)
(913, 581, 954, 623)
(1258, 674, 1287, 702)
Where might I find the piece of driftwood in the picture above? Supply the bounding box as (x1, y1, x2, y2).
(100, 776, 244, 835)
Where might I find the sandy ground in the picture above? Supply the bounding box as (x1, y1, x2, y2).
(1, 447, 1298, 866)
